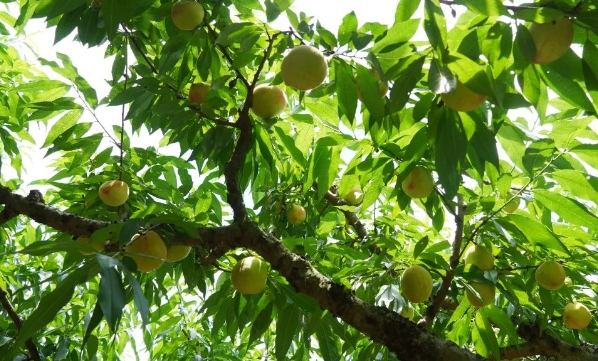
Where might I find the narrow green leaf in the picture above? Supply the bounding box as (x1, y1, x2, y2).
(42, 109, 84, 148)
(534, 189, 598, 233)
(315, 320, 341, 361)
(338, 12, 357, 46)
(522, 138, 556, 175)
(433, 109, 466, 200)
(18, 240, 96, 256)
(413, 236, 429, 260)
(473, 311, 500, 359)
(498, 214, 569, 255)
(122, 267, 149, 326)
(423, 0, 447, 59)
(275, 304, 301, 361)
(334, 59, 357, 123)
(395, 0, 421, 22)
(248, 302, 274, 348)
(14, 262, 97, 349)
(97, 256, 126, 333)
(551, 169, 598, 206)
(479, 306, 518, 344)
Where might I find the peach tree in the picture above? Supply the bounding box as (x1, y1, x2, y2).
(1, 0, 598, 360)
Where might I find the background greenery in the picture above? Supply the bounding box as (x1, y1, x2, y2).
(1, 0, 598, 360)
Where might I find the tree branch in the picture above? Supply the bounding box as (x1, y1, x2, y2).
(323, 187, 368, 240)
(0, 185, 486, 361)
(493, 323, 598, 361)
(0, 286, 41, 361)
(423, 194, 465, 326)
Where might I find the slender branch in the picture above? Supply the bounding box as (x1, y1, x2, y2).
(323, 187, 368, 240)
(465, 153, 562, 247)
(119, 37, 129, 180)
(205, 25, 252, 90)
(221, 27, 281, 223)
(0, 286, 41, 361)
(73, 87, 119, 146)
(423, 193, 464, 326)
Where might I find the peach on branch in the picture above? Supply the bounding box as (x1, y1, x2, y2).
(124, 231, 167, 272)
(440, 80, 486, 112)
(563, 302, 592, 330)
(231, 256, 268, 295)
(535, 261, 566, 291)
(189, 82, 211, 104)
(529, 18, 573, 64)
(286, 204, 306, 225)
(251, 85, 287, 119)
(98, 180, 129, 207)
(401, 166, 434, 199)
(400, 265, 433, 303)
(466, 282, 495, 308)
(464, 244, 494, 271)
(281, 45, 328, 91)
(343, 187, 364, 206)
(166, 245, 192, 262)
(171, 1, 205, 31)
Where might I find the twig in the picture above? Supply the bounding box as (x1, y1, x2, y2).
(119, 37, 129, 180)
(323, 187, 368, 240)
(465, 152, 562, 250)
(423, 194, 464, 326)
(0, 286, 41, 361)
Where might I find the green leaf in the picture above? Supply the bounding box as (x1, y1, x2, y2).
(97, 256, 126, 332)
(18, 240, 96, 256)
(356, 64, 385, 119)
(551, 169, 598, 206)
(413, 236, 429, 260)
(473, 310, 500, 359)
(498, 214, 569, 255)
(275, 304, 301, 361)
(216, 23, 262, 46)
(522, 138, 556, 176)
(534, 189, 598, 233)
(372, 19, 419, 53)
(42, 109, 84, 148)
(454, 0, 507, 16)
(338, 12, 357, 46)
(395, 0, 421, 22)
(13, 262, 98, 349)
(248, 301, 274, 348)
(479, 306, 518, 345)
(538, 66, 594, 112)
(423, 0, 447, 59)
(315, 318, 341, 361)
(433, 109, 466, 200)
(334, 59, 357, 123)
(388, 55, 425, 112)
(122, 266, 149, 326)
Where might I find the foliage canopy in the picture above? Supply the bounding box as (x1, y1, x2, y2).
(2, 0, 598, 360)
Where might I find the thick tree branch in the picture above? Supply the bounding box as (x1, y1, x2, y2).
(0, 286, 41, 361)
(4, 185, 598, 360)
(0, 185, 485, 361)
(493, 323, 598, 361)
